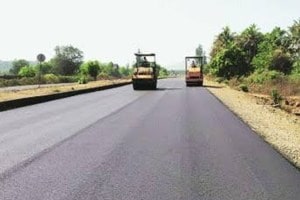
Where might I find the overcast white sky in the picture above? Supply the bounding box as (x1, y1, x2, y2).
(0, 0, 299, 68)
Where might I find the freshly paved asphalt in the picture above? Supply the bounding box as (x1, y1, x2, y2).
(0, 79, 299, 200)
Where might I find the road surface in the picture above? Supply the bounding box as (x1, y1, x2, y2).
(0, 79, 299, 200)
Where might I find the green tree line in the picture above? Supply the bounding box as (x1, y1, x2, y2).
(207, 19, 300, 82)
(7, 45, 134, 84)
(1, 45, 169, 86)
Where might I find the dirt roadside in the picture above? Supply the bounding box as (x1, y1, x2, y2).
(205, 80, 300, 169)
(0, 79, 131, 102)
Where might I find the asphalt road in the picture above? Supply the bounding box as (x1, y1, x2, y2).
(0, 79, 299, 200)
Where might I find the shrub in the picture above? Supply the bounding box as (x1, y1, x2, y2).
(239, 84, 249, 92)
(228, 77, 241, 87)
(78, 76, 88, 84)
(291, 59, 300, 75)
(215, 77, 226, 83)
(0, 78, 20, 87)
(97, 72, 110, 80)
(270, 49, 293, 74)
(58, 76, 78, 83)
(80, 61, 100, 80)
(19, 77, 38, 85)
(44, 74, 59, 84)
(246, 70, 283, 84)
(18, 66, 36, 77)
(271, 89, 283, 105)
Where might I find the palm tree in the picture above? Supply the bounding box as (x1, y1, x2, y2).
(237, 24, 263, 68)
(210, 26, 235, 58)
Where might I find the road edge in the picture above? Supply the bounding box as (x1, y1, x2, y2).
(204, 84, 300, 171)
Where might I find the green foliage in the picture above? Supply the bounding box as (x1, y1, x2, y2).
(100, 62, 121, 78)
(51, 45, 84, 75)
(210, 26, 235, 58)
(35, 62, 54, 74)
(0, 78, 20, 87)
(246, 70, 283, 84)
(209, 42, 248, 79)
(80, 61, 100, 80)
(10, 59, 30, 75)
(44, 74, 59, 84)
(271, 89, 283, 105)
(289, 19, 300, 57)
(236, 24, 263, 71)
(238, 84, 249, 92)
(57, 75, 78, 83)
(78, 76, 88, 84)
(208, 21, 300, 83)
(159, 67, 169, 77)
(18, 66, 36, 77)
(270, 49, 293, 74)
(252, 27, 292, 74)
(119, 66, 131, 77)
(97, 72, 110, 80)
(214, 77, 226, 83)
(251, 39, 273, 71)
(18, 77, 38, 85)
(291, 59, 300, 74)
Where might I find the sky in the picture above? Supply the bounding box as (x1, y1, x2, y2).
(0, 0, 299, 69)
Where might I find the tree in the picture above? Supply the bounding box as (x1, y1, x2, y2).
(210, 26, 236, 58)
(10, 59, 30, 75)
(80, 61, 100, 80)
(236, 24, 263, 71)
(51, 45, 84, 75)
(252, 27, 293, 74)
(209, 42, 247, 79)
(196, 44, 204, 56)
(270, 49, 293, 74)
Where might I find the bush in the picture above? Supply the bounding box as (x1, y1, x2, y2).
(215, 77, 226, 83)
(291, 59, 300, 74)
(246, 70, 283, 84)
(270, 49, 293, 74)
(18, 66, 36, 77)
(44, 74, 59, 84)
(97, 72, 110, 80)
(78, 76, 88, 84)
(0, 78, 20, 87)
(58, 76, 78, 83)
(271, 89, 283, 105)
(239, 84, 249, 92)
(80, 61, 100, 80)
(18, 77, 38, 85)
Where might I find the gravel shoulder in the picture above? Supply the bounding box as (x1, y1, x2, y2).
(205, 80, 300, 168)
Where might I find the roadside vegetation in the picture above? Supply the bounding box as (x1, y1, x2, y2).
(206, 19, 300, 99)
(0, 46, 170, 87)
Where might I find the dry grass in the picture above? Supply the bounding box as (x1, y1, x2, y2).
(0, 79, 130, 102)
(248, 78, 300, 97)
